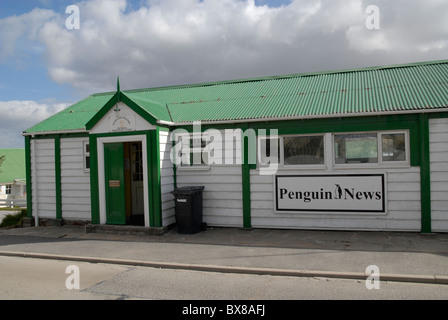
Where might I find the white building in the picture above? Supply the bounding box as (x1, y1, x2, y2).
(23, 60, 448, 233)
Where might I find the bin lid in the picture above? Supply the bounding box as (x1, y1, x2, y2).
(171, 186, 205, 195)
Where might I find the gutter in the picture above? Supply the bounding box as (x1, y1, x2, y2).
(22, 129, 88, 137)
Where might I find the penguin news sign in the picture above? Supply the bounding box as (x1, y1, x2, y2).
(275, 174, 386, 213)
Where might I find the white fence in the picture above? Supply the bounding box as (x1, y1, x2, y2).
(0, 199, 27, 208)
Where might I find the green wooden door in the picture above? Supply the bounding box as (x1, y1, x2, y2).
(104, 143, 126, 225)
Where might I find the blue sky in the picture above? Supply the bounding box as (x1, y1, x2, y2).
(0, 0, 447, 148)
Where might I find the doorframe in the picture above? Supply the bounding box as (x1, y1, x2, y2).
(97, 135, 149, 227)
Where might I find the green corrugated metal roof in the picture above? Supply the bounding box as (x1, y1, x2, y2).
(24, 59, 448, 133)
(26, 94, 113, 134)
(0, 149, 25, 183)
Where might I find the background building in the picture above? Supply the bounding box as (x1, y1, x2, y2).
(0, 149, 26, 208)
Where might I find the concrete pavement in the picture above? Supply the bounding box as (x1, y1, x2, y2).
(0, 225, 448, 285)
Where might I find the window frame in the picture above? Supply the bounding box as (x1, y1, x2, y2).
(257, 130, 410, 170)
(281, 133, 326, 168)
(176, 132, 211, 171)
(378, 131, 409, 165)
(332, 130, 410, 168)
(83, 141, 90, 172)
(258, 133, 327, 170)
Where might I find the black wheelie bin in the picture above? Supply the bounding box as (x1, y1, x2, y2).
(171, 186, 206, 234)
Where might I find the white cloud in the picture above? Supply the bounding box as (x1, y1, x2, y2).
(0, 101, 68, 148)
(2, 0, 448, 95)
(0, 8, 57, 64)
(33, 0, 448, 95)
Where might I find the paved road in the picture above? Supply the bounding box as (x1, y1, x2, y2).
(2, 255, 448, 301)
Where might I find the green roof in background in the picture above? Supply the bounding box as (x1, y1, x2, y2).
(24, 59, 448, 134)
(0, 149, 25, 184)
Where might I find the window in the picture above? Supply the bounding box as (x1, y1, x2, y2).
(84, 142, 90, 171)
(334, 133, 378, 164)
(283, 135, 324, 165)
(334, 131, 408, 165)
(258, 130, 409, 169)
(177, 133, 210, 168)
(381, 133, 406, 162)
(131, 142, 143, 181)
(6, 185, 12, 195)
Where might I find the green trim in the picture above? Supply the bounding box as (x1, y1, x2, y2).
(89, 136, 100, 224)
(91, 131, 152, 139)
(428, 112, 448, 119)
(158, 126, 170, 132)
(419, 114, 432, 233)
(241, 124, 252, 229)
(85, 92, 158, 130)
(147, 129, 162, 227)
(85, 94, 119, 130)
(25, 136, 32, 218)
(172, 151, 177, 190)
(54, 136, 62, 220)
(145, 132, 154, 227)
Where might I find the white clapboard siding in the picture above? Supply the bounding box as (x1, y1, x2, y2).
(429, 118, 448, 232)
(31, 139, 56, 219)
(60, 138, 91, 221)
(250, 168, 421, 231)
(159, 130, 175, 226)
(175, 130, 243, 227)
(176, 165, 243, 227)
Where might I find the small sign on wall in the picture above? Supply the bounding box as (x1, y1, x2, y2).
(109, 114, 136, 132)
(109, 180, 121, 188)
(275, 174, 386, 213)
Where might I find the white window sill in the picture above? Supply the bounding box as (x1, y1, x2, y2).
(177, 165, 211, 171)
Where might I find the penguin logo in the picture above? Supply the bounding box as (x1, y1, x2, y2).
(335, 184, 343, 200)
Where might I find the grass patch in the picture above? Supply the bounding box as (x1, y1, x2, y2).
(0, 209, 27, 228)
(0, 207, 23, 211)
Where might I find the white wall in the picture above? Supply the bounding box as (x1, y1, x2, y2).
(60, 137, 91, 221)
(159, 130, 176, 226)
(175, 130, 244, 227)
(250, 168, 421, 231)
(429, 118, 448, 232)
(31, 139, 56, 219)
(174, 129, 423, 231)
